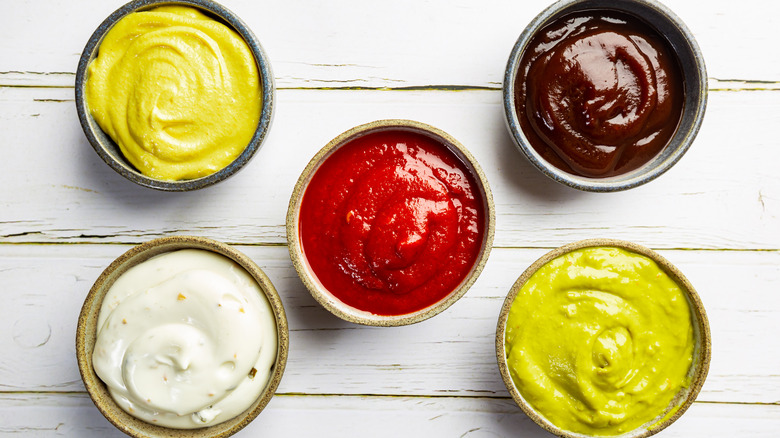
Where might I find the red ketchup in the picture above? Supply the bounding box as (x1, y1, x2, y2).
(299, 130, 485, 316)
(515, 11, 684, 177)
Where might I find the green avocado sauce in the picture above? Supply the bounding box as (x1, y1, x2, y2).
(505, 247, 694, 435)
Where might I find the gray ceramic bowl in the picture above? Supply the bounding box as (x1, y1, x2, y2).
(496, 239, 711, 438)
(75, 0, 274, 191)
(287, 119, 496, 326)
(503, 0, 707, 192)
(76, 236, 288, 438)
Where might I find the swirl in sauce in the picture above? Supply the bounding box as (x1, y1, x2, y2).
(299, 130, 485, 316)
(515, 12, 684, 177)
(505, 247, 694, 435)
(85, 6, 261, 180)
(92, 249, 277, 428)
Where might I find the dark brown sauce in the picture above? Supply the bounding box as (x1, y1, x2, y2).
(515, 11, 684, 178)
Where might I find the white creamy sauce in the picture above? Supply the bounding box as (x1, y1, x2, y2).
(93, 249, 278, 429)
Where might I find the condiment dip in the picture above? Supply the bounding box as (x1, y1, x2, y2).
(85, 6, 261, 181)
(504, 246, 695, 436)
(92, 249, 278, 429)
(298, 128, 487, 317)
(514, 11, 684, 178)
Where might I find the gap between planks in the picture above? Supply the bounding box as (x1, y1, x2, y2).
(1, 241, 779, 253)
(0, 390, 777, 406)
(0, 72, 778, 91)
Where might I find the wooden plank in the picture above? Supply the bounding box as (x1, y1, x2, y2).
(1, 1, 777, 435)
(0, 87, 778, 250)
(0, 244, 777, 404)
(0, 393, 778, 437)
(1, 0, 779, 88)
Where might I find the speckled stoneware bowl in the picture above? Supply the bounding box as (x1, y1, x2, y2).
(286, 119, 496, 326)
(75, 0, 274, 191)
(496, 239, 711, 438)
(76, 236, 288, 438)
(503, 0, 707, 192)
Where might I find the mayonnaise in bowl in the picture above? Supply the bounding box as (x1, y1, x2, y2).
(91, 248, 278, 429)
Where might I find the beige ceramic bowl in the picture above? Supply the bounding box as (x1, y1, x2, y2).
(287, 119, 496, 326)
(76, 236, 288, 438)
(496, 239, 711, 438)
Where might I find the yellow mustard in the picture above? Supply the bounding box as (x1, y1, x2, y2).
(86, 6, 261, 180)
(505, 247, 694, 436)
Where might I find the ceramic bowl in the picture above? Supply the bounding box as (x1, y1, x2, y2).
(503, 0, 707, 192)
(76, 236, 288, 438)
(75, 0, 274, 191)
(496, 238, 711, 438)
(287, 119, 496, 326)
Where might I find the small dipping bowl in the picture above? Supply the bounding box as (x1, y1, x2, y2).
(287, 119, 496, 326)
(503, 0, 707, 192)
(75, 0, 274, 191)
(496, 239, 711, 438)
(76, 236, 288, 438)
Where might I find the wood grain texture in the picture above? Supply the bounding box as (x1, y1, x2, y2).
(1, 0, 779, 88)
(1, 0, 778, 435)
(1, 393, 779, 438)
(1, 245, 778, 404)
(1, 88, 778, 249)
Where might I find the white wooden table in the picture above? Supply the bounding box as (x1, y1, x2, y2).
(1, 0, 778, 436)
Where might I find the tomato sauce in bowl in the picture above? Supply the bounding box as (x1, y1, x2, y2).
(287, 120, 495, 325)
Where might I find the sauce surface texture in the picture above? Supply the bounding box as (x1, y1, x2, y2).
(505, 247, 694, 436)
(515, 11, 683, 177)
(299, 130, 485, 316)
(86, 6, 261, 180)
(93, 249, 278, 428)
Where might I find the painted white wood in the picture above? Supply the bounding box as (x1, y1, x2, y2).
(1, 88, 778, 249)
(1, 393, 779, 438)
(1, 245, 778, 404)
(0, 0, 778, 88)
(2, 0, 779, 435)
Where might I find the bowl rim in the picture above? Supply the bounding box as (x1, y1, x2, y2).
(74, 0, 275, 191)
(75, 235, 289, 438)
(495, 238, 711, 438)
(502, 0, 708, 192)
(286, 119, 496, 327)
